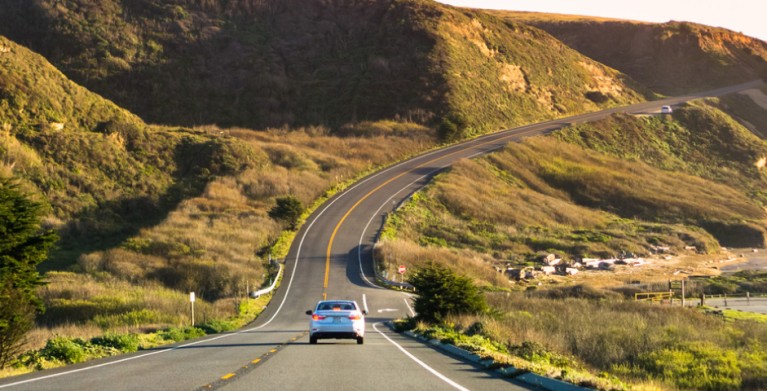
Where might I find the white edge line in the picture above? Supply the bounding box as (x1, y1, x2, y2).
(3, 111, 550, 388)
(373, 323, 469, 391)
(0, 332, 234, 389)
(7, 81, 758, 388)
(357, 162, 457, 287)
(1, 164, 412, 388)
(403, 298, 416, 317)
(244, 159, 415, 330)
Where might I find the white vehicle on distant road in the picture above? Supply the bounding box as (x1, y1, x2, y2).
(661, 105, 673, 114)
(306, 300, 366, 344)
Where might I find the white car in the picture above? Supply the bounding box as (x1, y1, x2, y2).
(306, 300, 366, 344)
(661, 105, 673, 114)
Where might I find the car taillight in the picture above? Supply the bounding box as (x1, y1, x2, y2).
(312, 314, 326, 320)
(349, 313, 362, 320)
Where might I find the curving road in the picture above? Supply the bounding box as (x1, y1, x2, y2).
(0, 80, 762, 391)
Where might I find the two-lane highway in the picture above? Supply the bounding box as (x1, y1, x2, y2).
(1, 80, 762, 390)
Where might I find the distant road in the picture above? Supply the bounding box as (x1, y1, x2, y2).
(1, 79, 763, 391)
(704, 297, 767, 315)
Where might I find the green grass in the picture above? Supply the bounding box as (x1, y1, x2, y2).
(721, 310, 767, 323)
(402, 289, 767, 390)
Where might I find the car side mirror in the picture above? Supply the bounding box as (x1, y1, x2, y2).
(306, 310, 313, 315)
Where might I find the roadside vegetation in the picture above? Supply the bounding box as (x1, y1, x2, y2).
(400, 264, 767, 390)
(383, 97, 767, 389)
(3, 0, 767, 386)
(0, 179, 57, 368)
(400, 285, 767, 390)
(2, 281, 273, 377)
(378, 102, 767, 285)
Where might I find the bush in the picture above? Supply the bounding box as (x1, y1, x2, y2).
(408, 262, 487, 323)
(158, 327, 205, 342)
(199, 319, 237, 334)
(529, 284, 623, 301)
(268, 196, 304, 230)
(90, 333, 139, 353)
(40, 337, 86, 364)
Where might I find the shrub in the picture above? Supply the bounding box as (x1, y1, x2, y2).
(268, 196, 304, 230)
(408, 262, 487, 323)
(199, 319, 237, 334)
(158, 327, 206, 342)
(90, 333, 139, 353)
(40, 337, 86, 364)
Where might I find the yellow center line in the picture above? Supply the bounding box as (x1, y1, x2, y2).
(252, 358, 261, 364)
(324, 172, 408, 291)
(321, 134, 516, 296)
(221, 373, 236, 380)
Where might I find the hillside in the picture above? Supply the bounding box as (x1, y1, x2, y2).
(1, 31, 436, 352)
(379, 101, 767, 285)
(493, 12, 767, 95)
(0, 35, 262, 266)
(0, 0, 643, 137)
(3, 1, 767, 381)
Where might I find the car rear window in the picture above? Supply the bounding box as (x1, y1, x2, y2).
(318, 302, 355, 311)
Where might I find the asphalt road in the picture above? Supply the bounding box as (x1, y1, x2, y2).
(704, 297, 767, 315)
(1, 80, 763, 391)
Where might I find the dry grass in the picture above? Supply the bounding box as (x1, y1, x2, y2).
(382, 130, 765, 270)
(442, 292, 767, 390)
(20, 121, 437, 362)
(375, 239, 509, 288)
(37, 272, 226, 333)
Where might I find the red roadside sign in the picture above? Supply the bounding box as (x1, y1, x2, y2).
(398, 265, 406, 274)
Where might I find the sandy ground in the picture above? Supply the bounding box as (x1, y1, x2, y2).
(721, 248, 767, 272)
(530, 248, 763, 289)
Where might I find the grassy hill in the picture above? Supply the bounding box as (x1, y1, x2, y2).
(493, 12, 767, 95)
(1, 31, 435, 363)
(379, 101, 767, 284)
(3, 0, 767, 381)
(0, 0, 643, 137)
(0, 35, 260, 264)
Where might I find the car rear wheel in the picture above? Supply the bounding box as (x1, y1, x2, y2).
(356, 336, 364, 345)
(310, 336, 317, 344)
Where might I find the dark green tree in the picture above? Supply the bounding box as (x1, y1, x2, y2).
(407, 262, 487, 323)
(268, 196, 304, 230)
(0, 178, 57, 368)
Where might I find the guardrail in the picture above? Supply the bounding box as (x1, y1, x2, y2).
(372, 253, 415, 291)
(250, 263, 283, 298)
(701, 292, 766, 307)
(634, 291, 672, 303)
